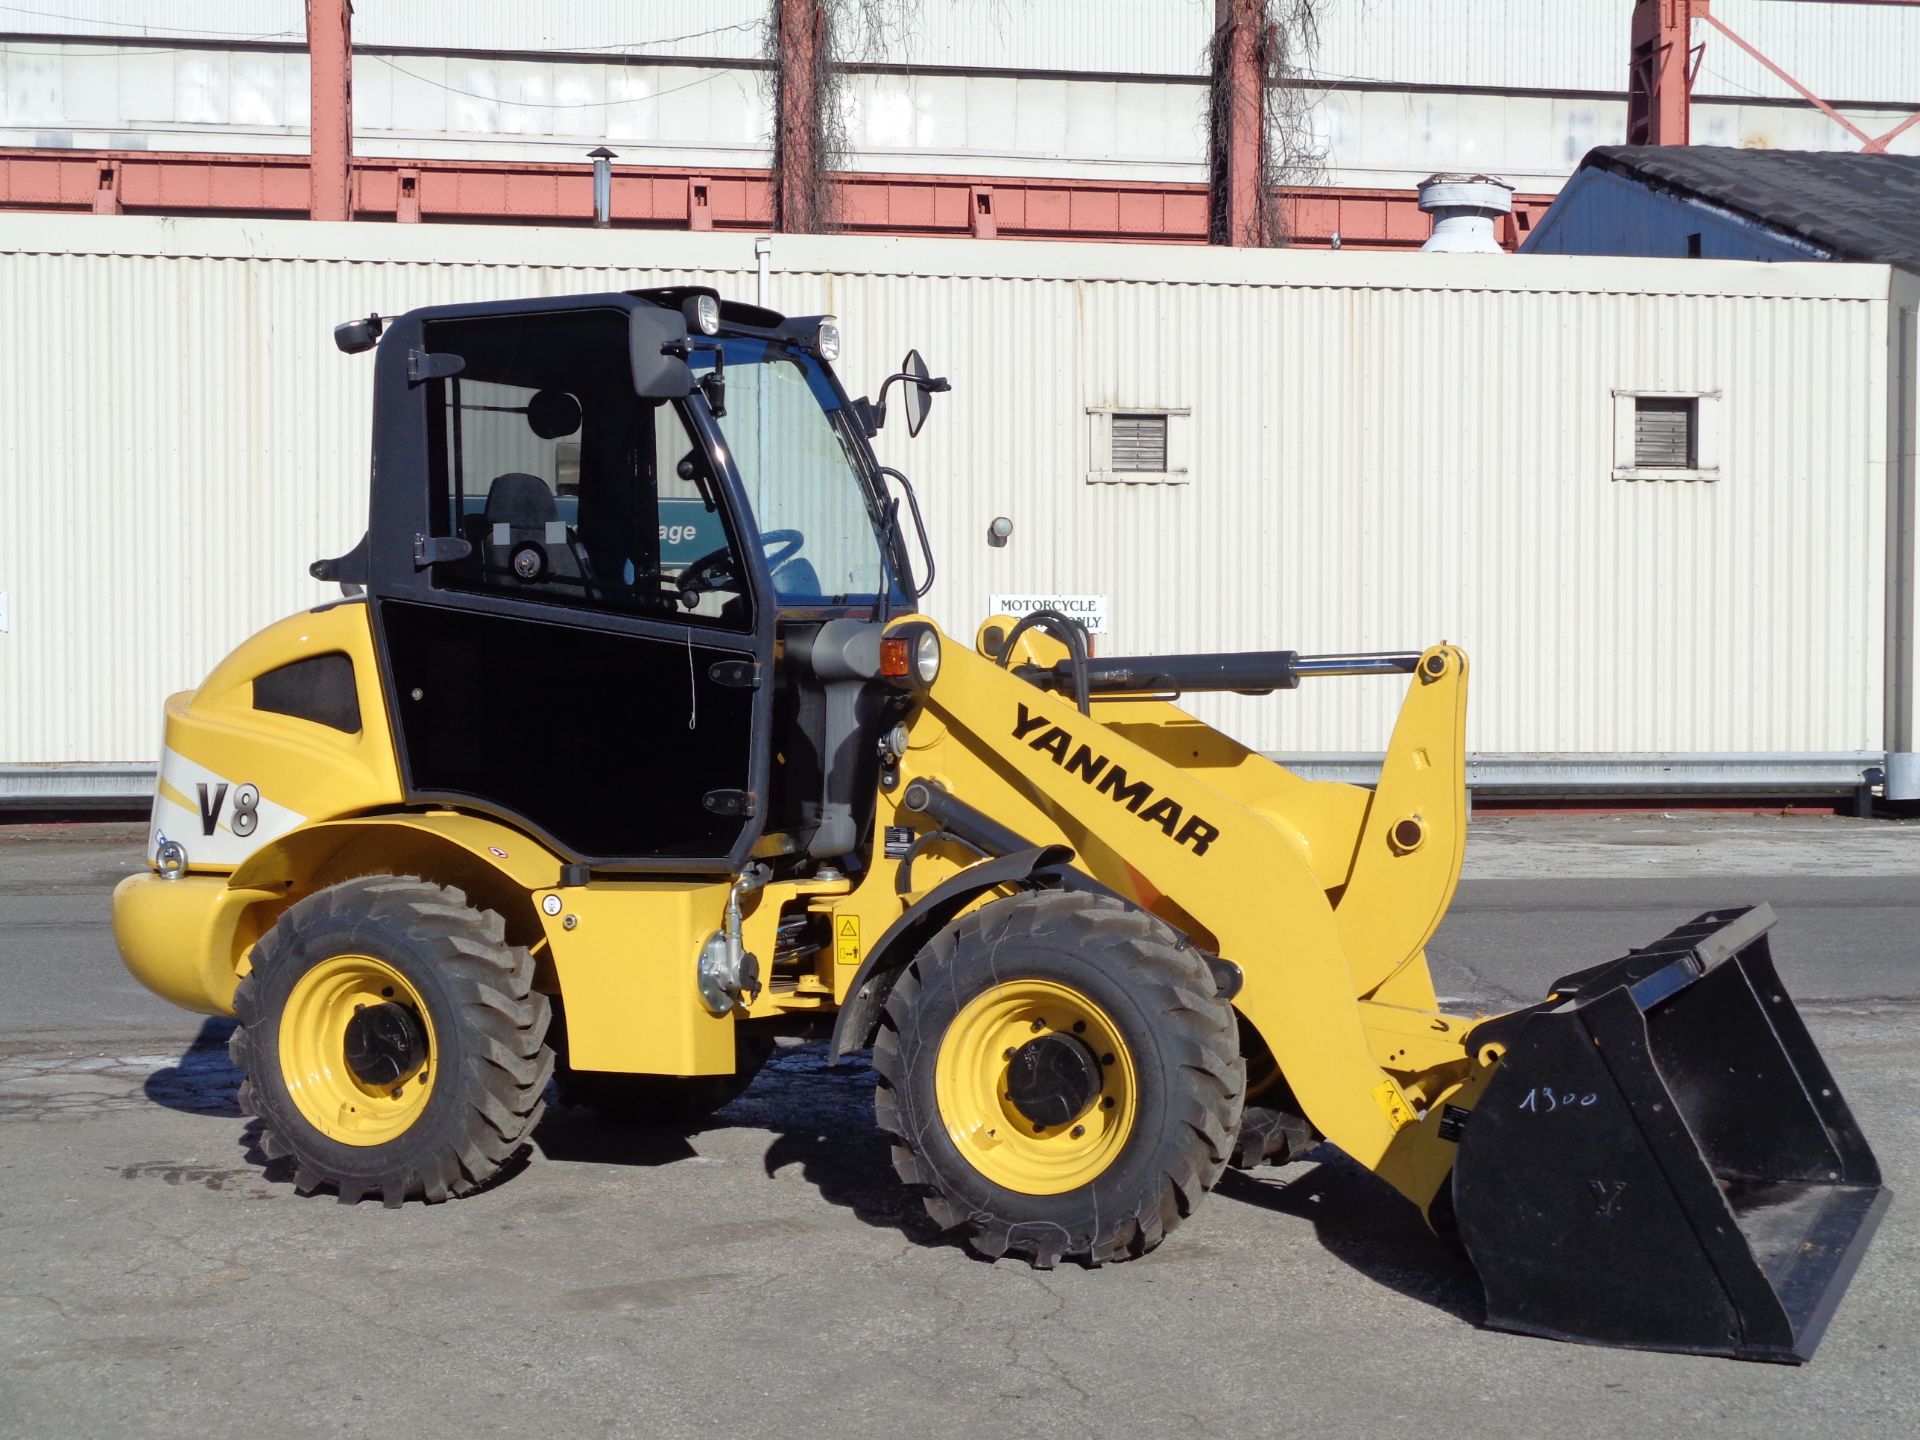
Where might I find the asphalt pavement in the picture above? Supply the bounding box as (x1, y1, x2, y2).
(2, 816, 1917, 1438)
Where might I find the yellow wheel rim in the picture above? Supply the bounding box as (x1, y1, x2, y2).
(933, 979, 1137, 1195)
(278, 954, 437, 1147)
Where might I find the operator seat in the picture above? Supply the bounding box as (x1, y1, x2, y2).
(481, 472, 589, 596)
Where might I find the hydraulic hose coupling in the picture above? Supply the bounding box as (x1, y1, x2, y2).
(697, 864, 770, 1014)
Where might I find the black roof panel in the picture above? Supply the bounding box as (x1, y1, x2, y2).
(1580, 145, 1920, 274)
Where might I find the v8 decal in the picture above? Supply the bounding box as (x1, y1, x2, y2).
(196, 781, 260, 837)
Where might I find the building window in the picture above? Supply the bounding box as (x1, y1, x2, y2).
(1634, 396, 1697, 469)
(1612, 390, 1719, 482)
(1086, 407, 1189, 484)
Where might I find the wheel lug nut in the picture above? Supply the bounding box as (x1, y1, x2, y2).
(1070, 1125, 1085, 1138)
(1033, 1122, 1045, 1133)
(1031, 1019, 1046, 1032)
(1003, 1047, 1016, 1060)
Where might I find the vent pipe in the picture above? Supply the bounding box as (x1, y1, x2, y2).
(589, 146, 616, 227)
(1417, 173, 1513, 254)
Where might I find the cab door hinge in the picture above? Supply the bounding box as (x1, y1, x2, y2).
(408, 348, 465, 385)
(703, 789, 757, 818)
(413, 534, 473, 569)
(708, 658, 760, 689)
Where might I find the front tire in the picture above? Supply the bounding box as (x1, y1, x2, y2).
(872, 891, 1244, 1267)
(230, 876, 554, 1205)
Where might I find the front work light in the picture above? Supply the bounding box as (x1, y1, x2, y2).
(914, 628, 940, 684)
(695, 293, 721, 335)
(815, 318, 841, 362)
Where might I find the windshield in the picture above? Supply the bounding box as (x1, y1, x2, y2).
(692, 339, 902, 606)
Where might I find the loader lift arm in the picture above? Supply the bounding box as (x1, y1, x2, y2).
(889, 622, 1479, 1213)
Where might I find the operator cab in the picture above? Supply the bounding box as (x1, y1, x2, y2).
(323, 287, 943, 877)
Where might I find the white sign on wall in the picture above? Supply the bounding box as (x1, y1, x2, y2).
(988, 594, 1109, 635)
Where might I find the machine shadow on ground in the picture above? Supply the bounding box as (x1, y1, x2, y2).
(142, 1016, 242, 1117)
(536, 1040, 949, 1250)
(1216, 1157, 1485, 1324)
(134, 1026, 1482, 1309)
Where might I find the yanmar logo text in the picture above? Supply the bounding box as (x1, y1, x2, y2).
(1013, 703, 1221, 856)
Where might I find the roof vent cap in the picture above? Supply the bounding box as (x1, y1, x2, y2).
(1417, 173, 1514, 254)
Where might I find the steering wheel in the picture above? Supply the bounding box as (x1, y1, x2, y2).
(679, 529, 805, 603)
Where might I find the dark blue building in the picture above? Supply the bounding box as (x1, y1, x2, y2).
(1522, 146, 1920, 274)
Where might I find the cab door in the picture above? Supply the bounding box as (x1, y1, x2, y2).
(368, 303, 768, 870)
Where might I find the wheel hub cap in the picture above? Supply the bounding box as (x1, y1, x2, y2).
(1006, 1032, 1102, 1129)
(343, 1001, 429, 1087)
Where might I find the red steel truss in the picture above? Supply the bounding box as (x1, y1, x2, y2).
(0, 148, 1551, 251)
(1628, 0, 1920, 148)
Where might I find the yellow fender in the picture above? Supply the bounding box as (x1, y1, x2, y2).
(228, 814, 736, 1076)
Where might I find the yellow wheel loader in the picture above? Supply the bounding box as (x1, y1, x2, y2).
(113, 287, 1886, 1362)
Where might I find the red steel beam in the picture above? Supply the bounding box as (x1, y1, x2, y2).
(0, 148, 1552, 251)
(1630, 0, 1920, 151)
(305, 0, 353, 221)
(1215, 0, 1268, 247)
(771, 0, 829, 232)
(1627, 0, 1709, 147)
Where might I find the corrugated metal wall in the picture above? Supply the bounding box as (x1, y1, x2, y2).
(0, 216, 1896, 769)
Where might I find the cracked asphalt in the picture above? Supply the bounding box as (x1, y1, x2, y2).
(2, 816, 1918, 1438)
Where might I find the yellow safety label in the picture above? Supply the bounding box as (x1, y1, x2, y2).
(1372, 1079, 1417, 1132)
(835, 914, 862, 966)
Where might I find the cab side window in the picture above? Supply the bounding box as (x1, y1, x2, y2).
(422, 309, 750, 630)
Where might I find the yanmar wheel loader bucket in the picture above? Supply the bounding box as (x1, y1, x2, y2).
(1450, 905, 1888, 1363)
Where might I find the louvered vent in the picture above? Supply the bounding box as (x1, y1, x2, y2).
(1111, 413, 1169, 472)
(1634, 397, 1697, 469)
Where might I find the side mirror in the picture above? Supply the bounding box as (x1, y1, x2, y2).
(630, 307, 694, 399)
(871, 350, 951, 437)
(903, 349, 934, 437)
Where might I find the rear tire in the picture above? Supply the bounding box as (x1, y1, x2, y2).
(230, 875, 553, 1205)
(1229, 1027, 1318, 1170)
(872, 891, 1244, 1267)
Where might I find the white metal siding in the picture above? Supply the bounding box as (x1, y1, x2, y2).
(1307, 0, 1920, 103)
(352, 1, 767, 59)
(0, 217, 1893, 768)
(0, 2, 305, 41)
(1698, 0, 1920, 107)
(16, 0, 1920, 104)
